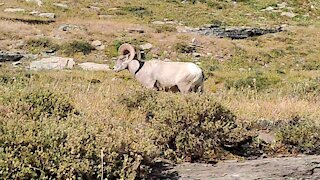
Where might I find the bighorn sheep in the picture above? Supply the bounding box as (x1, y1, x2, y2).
(114, 43, 204, 93)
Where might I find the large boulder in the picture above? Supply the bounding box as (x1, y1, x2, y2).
(78, 62, 110, 71)
(30, 57, 75, 70)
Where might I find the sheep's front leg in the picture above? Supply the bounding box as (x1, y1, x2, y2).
(177, 82, 192, 93)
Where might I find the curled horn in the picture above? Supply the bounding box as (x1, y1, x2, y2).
(118, 43, 136, 61)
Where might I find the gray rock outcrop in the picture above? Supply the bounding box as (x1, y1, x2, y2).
(163, 155, 320, 179)
(0, 51, 24, 62)
(30, 57, 75, 70)
(179, 24, 283, 39)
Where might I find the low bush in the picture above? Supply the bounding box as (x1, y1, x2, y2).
(62, 40, 94, 56)
(26, 37, 59, 54)
(0, 117, 150, 179)
(225, 72, 281, 91)
(14, 90, 76, 120)
(120, 90, 247, 162)
(276, 117, 320, 154)
(174, 42, 196, 54)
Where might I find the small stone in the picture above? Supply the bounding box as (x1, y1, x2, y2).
(96, 45, 105, 51)
(4, 8, 25, 13)
(277, 2, 287, 9)
(139, 43, 153, 50)
(59, 24, 87, 32)
(12, 61, 22, 66)
(25, 0, 42, 6)
(78, 62, 110, 71)
(281, 12, 296, 18)
(89, 6, 101, 11)
(53, 3, 69, 9)
(30, 11, 40, 15)
(152, 21, 165, 25)
(91, 40, 102, 47)
(192, 53, 201, 57)
(128, 28, 145, 33)
(0, 3, 5, 6)
(263, 6, 274, 11)
(39, 13, 55, 19)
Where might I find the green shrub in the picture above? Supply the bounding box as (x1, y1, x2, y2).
(62, 40, 94, 56)
(174, 42, 195, 53)
(276, 117, 320, 154)
(26, 38, 59, 54)
(291, 77, 320, 96)
(16, 90, 76, 120)
(119, 90, 247, 162)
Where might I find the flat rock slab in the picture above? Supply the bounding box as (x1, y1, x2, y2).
(0, 51, 24, 62)
(166, 155, 320, 179)
(30, 57, 75, 70)
(78, 62, 110, 71)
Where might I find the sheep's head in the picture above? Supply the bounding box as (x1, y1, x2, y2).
(114, 43, 136, 72)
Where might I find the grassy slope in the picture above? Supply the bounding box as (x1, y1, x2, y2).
(0, 0, 320, 121)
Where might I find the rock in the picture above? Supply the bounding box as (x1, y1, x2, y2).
(30, 57, 75, 70)
(128, 28, 145, 33)
(152, 21, 166, 25)
(91, 40, 105, 51)
(4, 8, 25, 13)
(277, 2, 287, 9)
(261, 6, 274, 11)
(0, 51, 24, 62)
(89, 6, 101, 11)
(0, 3, 5, 6)
(91, 40, 102, 47)
(58, 24, 87, 32)
(161, 155, 320, 179)
(38, 13, 55, 19)
(96, 45, 105, 51)
(281, 12, 297, 18)
(139, 43, 153, 50)
(53, 3, 69, 9)
(192, 53, 201, 57)
(26, 0, 42, 6)
(78, 62, 110, 71)
(12, 61, 22, 67)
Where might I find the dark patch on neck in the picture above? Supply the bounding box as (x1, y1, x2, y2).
(134, 61, 145, 75)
